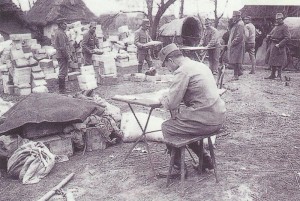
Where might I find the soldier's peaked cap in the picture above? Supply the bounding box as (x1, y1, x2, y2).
(276, 13, 284, 19)
(158, 43, 180, 66)
(142, 19, 150, 26)
(232, 11, 241, 17)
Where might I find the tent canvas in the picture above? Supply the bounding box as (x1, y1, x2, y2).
(0, 93, 105, 135)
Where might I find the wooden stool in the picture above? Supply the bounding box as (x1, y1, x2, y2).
(163, 133, 219, 193)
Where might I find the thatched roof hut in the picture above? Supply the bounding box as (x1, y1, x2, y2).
(158, 16, 203, 47)
(0, 0, 31, 40)
(26, 0, 97, 26)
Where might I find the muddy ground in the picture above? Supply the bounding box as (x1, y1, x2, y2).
(1, 62, 300, 201)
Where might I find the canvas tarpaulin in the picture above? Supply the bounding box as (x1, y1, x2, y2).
(284, 17, 300, 40)
(158, 16, 202, 46)
(0, 93, 105, 135)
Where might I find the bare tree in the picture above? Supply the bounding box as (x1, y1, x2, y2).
(179, 0, 185, 18)
(211, 0, 228, 28)
(146, 0, 177, 39)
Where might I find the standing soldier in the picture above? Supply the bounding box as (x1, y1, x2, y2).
(243, 16, 256, 74)
(134, 19, 153, 73)
(54, 18, 72, 93)
(265, 13, 291, 80)
(228, 11, 245, 80)
(82, 22, 99, 65)
(200, 18, 221, 74)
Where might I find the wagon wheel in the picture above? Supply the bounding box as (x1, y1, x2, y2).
(289, 57, 300, 71)
(283, 47, 300, 71)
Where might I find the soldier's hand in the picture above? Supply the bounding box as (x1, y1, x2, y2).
(275, 44, 279, 48)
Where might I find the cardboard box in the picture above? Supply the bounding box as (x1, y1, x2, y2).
(32, 66, 42, 72)
(45, 72, 58, 80)
(33, 134, 73, 156)
(13, 67, 31, 85)
(98, 74, 118, 85)
(14, 58, 29, 68)
(85, 127, 107, 151)
(10, 49, 25, 60)
(32, 79, 47, 87)
(80, 65, 95, 75)
(77, 74, 96, 83)
(32, 71, 45, 79)
(39, 59, 54, 68)
(14, 86, 31, 96)
(10, 33, 32, 40)
(78, 80, 97, 90)
(68, 72, 80, 81)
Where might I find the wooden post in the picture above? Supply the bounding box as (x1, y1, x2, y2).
(37, 173, 75, 201)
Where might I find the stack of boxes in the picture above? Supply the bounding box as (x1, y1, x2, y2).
(24, 122, 73, 157)
(0, 33, 52, 95)
(77, 65, 97, 90)
(10, 35, 34, 96)
(31, 65, 48, 93)
(39, 59, 56, 80)
(92, 54, 117, 85)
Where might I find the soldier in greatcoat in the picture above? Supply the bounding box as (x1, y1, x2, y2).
(53, 18, 72, 93)
(228, 11, 245, 80)
(134, 19, 153, 73)
(265, 13, 291, 80)
(82, 22, 99, 65)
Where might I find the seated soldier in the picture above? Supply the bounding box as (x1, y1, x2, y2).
(158, 43, 226, 177)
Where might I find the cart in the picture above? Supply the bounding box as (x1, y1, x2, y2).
(157, 16, 204, 61)
(283, 39, 300, 71)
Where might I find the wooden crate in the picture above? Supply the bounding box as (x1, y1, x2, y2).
(34, 134, 73, 156)
(85, 127, 107, 151)
(22, 122, 64, 139)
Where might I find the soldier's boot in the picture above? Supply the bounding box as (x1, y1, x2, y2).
(277, 67, 282, 80)
(137, 65, 143, 73)
(264, 66, 276, 79)
(58, 78, 66, 94)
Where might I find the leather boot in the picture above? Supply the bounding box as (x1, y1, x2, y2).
(157, 163, 188, 179)
(137, 65, 142, 73)
(188, 143, 214, 172)
(58, 78, 66, 94)
(277, 67, 282, 80)
(264, 66, 276, 79)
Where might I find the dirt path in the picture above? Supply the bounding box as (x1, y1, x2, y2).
(1, 66, 300, 201)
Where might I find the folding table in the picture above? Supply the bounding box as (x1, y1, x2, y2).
(112, 94, 162, 174)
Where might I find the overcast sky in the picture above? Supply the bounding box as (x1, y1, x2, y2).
(13, 0, 300, 18)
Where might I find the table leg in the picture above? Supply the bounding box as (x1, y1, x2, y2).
(180, 147, 185, 195)
(208, 137, 219, 183)
(123, 134, 145, 162)
(123, 104, 156, 175)
(198, 140, 204, 174)
(144, 137, 156, 176)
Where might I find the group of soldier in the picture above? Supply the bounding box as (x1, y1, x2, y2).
(53, 11, 291, 93)
(53, 18, 99, 93)
(224, 11, 291, 81)
(134, 11, 291, 82)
